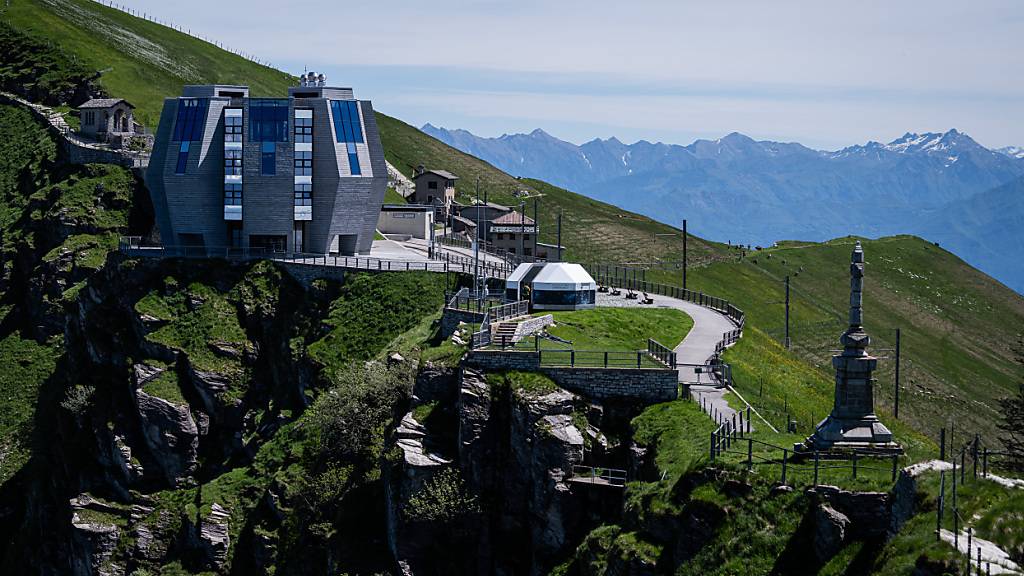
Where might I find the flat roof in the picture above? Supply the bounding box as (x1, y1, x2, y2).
(381, 204, 433, 212)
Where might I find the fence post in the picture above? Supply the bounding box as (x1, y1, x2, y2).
(747, 438, 753, 470)
(937, 470, 945, 541)
(747, 406, 751, 434)
(952, 461, 958, 511)
(781, 449, 789, 485)
(738, 411, 744, 437)
(973, 434, 979, 480)
(570, 350, 575, 367)
(967, 528, 972, 573)
(732, 415, 737, 440)
(814, 452, 820, 485)
(940, 427, 946, 461)
(710, 431, 716, 461)
(604, 351, 608, 368)
(637, 351, 642, 369)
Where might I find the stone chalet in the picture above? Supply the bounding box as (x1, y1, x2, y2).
(78, 98, 140, 145)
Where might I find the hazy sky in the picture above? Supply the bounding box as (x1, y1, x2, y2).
(128, 0, 1023, 150)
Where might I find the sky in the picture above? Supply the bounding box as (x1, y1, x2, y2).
(128, 0, 1023, 151)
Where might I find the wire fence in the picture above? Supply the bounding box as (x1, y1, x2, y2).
(90, 1, 276, 69)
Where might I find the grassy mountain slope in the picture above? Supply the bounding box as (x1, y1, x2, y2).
(1, 0, 294, 126)
(5, 0, 1023, 441)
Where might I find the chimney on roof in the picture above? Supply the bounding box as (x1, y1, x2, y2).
(415, 164, 426, 176)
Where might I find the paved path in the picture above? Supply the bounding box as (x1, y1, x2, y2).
(597, 290, 741, 423)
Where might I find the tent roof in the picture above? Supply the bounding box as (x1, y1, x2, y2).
(506, 263, 536, 284)
(532, 263, 595, 288)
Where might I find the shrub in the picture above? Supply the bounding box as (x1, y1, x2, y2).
(403, 467, 480, 524)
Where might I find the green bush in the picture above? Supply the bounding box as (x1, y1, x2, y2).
(403, 467, 480, 524)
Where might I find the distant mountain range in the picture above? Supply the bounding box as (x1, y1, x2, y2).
(422, 124, 1024, 293)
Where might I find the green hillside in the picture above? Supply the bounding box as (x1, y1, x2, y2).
(1, 0, 294, 126)
(3, 0, 1022, 438)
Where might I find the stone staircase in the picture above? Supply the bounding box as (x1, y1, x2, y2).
(492, 320, 519, 346)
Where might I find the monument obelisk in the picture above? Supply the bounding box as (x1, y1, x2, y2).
(798, 241, 901, 454)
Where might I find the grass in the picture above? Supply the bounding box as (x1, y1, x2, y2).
(688, 235, 1024, 441)
(384, 309, 466, 368)
(0, 332, 59, 483)
(3, 0, 295, 126)
(383, 187, 407, 205)
(545, 307, 692, 352)
(486, 370, 560, 396)
(307, 272, 447, 369)
(631, 399, 716, 483)
(141, 364, 185, 405)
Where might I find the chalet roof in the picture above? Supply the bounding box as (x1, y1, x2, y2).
(491, 211, 535, 225)
(413, 169, 459, 180)
(79, 98, 133, 109)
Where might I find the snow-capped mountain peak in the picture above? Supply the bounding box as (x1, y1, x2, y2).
(997, 146, 1024, 159)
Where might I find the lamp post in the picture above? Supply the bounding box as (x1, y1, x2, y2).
(682, 219, 688, 290)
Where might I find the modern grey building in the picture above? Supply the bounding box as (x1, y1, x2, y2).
(145, 75, 386, 254)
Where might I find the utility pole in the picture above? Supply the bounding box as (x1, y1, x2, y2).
(533, 196, 538, 262)
(519, 201, 525, 262)
(785, 275, 791, 349)
(682, 219, 688, 290)
(557, 210, 563, 262)
(474, 177, 481, 294)
(895, 328, 902, 419)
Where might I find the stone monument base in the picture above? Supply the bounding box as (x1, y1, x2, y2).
(794, 415, 903, 455)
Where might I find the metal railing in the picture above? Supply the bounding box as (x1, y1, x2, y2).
(570, 465, 627, 487)
(647, 338, 677, 368)
(119, 237, 514, 278)
(709, 420, 900, 486)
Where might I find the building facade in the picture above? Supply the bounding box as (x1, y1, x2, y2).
(145, 80, 386, 255)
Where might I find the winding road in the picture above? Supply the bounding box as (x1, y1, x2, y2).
(596, 290, 742, 423)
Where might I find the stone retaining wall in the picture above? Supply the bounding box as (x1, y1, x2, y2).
(441, 308, 486, 338)
(512, 314, 554, 341)
(465, 350, 678, 403)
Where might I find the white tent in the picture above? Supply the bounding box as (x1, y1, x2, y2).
(531, 263, 596, 291)
(530, 263, 597, 310)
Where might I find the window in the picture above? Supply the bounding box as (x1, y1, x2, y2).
(175, 141, 190, 174)
(428, 181, 438, 190)
(261, 142, 276, 175)
(172, 98, 209, 141)
(224, 183, 242, 206)
(224, 149, 242, 175)
(249, 99, 289, 142)
(294, 113, 313, 143)
(330, 100, 363, 175)
(294, 184, 312, 206)
(294, 150, 312, 176)
(84, 111, 95, 125)
(329, 100, 363, 143)
(224, 111, 243, 142)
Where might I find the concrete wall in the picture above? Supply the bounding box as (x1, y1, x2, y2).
(465, 350, 678, 403)
(377, 209, 432, 239)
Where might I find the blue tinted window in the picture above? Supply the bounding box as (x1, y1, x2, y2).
(173, 99, 209, 142)
(175, 141, 190, 174)
(261, 141, 276, 175)
(249, 99, 290, 142)
(330, 100, 364, 144)
(347, 143, 361, 176)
